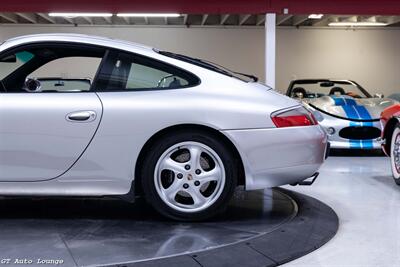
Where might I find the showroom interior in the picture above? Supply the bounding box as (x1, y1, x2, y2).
(0, 0, 400, 266)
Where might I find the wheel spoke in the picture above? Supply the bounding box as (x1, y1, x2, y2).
(164, 179, 183, 201)
(186, 186, 208, 208)
(160, 157, 186, 174)
(198, 166, 222, 184)
(188, 146, 203, 170)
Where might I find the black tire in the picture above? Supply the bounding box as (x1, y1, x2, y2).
(390, 124, 400, 185)
(140, 129, 238, 221)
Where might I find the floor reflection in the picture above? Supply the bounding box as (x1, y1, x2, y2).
(0, 188, 296, 266)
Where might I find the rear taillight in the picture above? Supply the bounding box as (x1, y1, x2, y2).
(271, 107, 317, 128)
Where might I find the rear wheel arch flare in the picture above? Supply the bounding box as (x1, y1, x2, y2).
(134, 124, 245, 196)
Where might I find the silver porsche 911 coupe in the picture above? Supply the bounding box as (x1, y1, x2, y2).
(287, 79, 397, 150)
(0, 34, 327, 220)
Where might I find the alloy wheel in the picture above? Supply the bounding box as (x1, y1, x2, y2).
(154, 141, 226, 213)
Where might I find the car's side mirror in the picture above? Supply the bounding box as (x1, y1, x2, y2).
(23, 78, 42, 93)
(374, 93, 384, 98)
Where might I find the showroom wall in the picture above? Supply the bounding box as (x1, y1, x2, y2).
(277, 28, 400, 96)
(0, 25, 399, 96)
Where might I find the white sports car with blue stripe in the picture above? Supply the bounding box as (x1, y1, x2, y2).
(287, 79, 398, 149)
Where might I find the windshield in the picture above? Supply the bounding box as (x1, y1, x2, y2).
(289, 80, 370, 99)
(157, 50, 256, 82)
(38, 79, 91, 92)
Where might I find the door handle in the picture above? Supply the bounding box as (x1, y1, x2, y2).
(66, 111, 97, 122)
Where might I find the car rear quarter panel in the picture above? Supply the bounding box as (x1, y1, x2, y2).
(57, 74, 301, 194)
(223, 125, 327, 189)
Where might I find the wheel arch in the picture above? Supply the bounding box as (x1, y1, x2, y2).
(134, 124, 245, 196)
(384, 117, 400, 155)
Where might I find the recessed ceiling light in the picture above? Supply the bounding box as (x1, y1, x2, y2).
(48, 13, 113, 18)
(328, 21, 387, 27)
(117, 13, 180, 17)
(308, 14, 324, 19)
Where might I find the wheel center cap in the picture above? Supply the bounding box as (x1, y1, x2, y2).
(187, 174, 193, 181)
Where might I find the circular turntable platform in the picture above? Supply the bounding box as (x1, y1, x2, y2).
(0, 188, 338, 267)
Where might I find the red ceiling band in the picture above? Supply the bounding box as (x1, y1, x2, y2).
(0, 0, 400, 15)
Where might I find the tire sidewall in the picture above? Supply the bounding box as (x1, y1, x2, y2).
(390, 125, 400, 183)
(141, 130, 238, 221)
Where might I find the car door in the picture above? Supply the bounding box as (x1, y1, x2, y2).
(0, 43, 105, 181)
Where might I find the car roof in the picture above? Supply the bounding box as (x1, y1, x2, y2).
(1, 33, 154, 54)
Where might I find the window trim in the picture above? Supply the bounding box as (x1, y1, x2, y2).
(94, 49, 201, 92)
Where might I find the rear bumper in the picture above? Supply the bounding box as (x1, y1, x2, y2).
(222, 125, 328, 190)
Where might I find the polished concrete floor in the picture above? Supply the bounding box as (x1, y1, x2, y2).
(284, 153, 400, 267)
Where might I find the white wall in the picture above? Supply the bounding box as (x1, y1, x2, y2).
(0, 25, 399, 96)
(277, 27, 400, 96)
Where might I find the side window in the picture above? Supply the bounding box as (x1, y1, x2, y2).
(97, 51, 199, 91)
(0, 44, 105, 93)
(29, 57, 100, 92)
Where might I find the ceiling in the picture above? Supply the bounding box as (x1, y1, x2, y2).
(0, 13, 400, 27)
(1, 0, 400, 16)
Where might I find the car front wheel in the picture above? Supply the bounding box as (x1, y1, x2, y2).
(390, 124, 400, 185)
(141, 130, 238, 221)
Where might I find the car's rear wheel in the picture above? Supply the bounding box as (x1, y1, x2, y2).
(140, 130, 238, 221)
(390, 124, 400, 185)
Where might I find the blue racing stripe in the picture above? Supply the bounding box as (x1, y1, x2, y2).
(355, 105, 372, 121)
(343, 98, 357, 106)
(332, 96, 346, 106)
(353, 102, 374, 148)
(332, 96, 374, 149)
(342, 105, 359, 120)
(349, 121, 362, 148)
(332, 96, 359, 120)
(362, 139, 373, 149)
